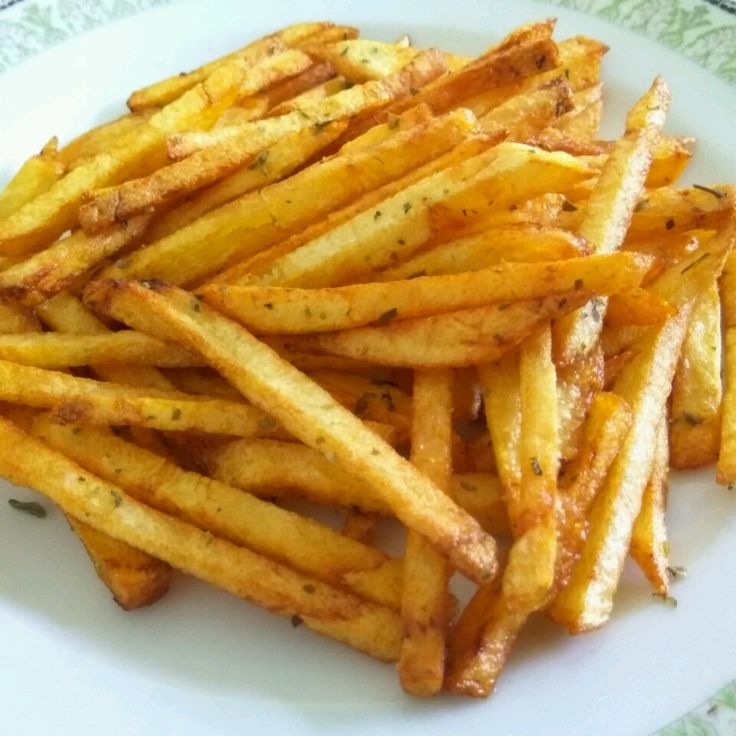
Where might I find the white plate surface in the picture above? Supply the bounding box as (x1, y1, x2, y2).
(1, 2, 735, 734)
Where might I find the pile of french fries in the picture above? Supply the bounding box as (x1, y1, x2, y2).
(1, 17, 734, 698)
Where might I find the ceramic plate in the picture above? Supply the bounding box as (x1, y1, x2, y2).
(1, 1, 735, 734)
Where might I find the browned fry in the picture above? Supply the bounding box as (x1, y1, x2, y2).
(399, 369, 454, 696)
(342, 510, 379, 545)
(267, 75, 347, 116)
(0, 416, 402, 661)
(84, 279, 499, 584)
(717, 251, 736, 483)
(630, 413, 670, 596)
(0, 217, 149, 306)
(605, 287, 677, 327)
(669, 282, 722, 468)
(66, 517, 172, 610)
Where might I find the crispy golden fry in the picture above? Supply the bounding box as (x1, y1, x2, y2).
(254, 60, 337, 111)
(0, 138, 65, 219)
(58, 111, 155, 168)
(201, 252, 649, 334)
(217, 134, 500, 285)
(479, 76, 574, 140)
(146, 120, 348, 241)
(0, 331, 204, 369)
(646, 136, 693, 188)
(0, 217, 149, 306)
(0, 416, 401, 660)
(378, 225, 589, 280)
(286, 292, 590, 368)
(552, 83, 603, 139)
(630, 414, 670, 596)
(67, 517, 172, 610)
(387, 21, 559, 117)
(240, 144, 592, 289)
(268, 75, 347, 116)
(80, 53, 316, 230)
(167, 49, 447, 158)
(34, 417, 403, 610)
(303, 39, 418, 82)
(555, 391, 632, 589)
(341, 510, 379, 545)
(553, 76, 670, 365)
(669, 282, 722, 468)
(444, 582, 526, 698)
(717, 328, 736, 484)
(502, 324, 558, 610)
(162, 367, 242, 400)
(84, 279, 499, 583)
(400, 369, 454, 696)
(101, 109, 475, 286)
(0, 302, 41, 333)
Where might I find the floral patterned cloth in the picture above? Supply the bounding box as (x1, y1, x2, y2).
(0, 1, 734, 733)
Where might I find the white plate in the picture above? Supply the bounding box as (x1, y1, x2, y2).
(1, 2, 735, 734)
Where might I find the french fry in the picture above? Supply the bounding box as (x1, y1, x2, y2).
(33, 417, 404, 610)
(0, 416, 402, 661)
(378, 225, 589, 280)
(100, 108, 476, 286)
(399, 369, 454, 696)
(200, 252, 650, 334)
(0, 138, 65, 218)
(83, 279, 499, 584)
(79, 52, 316, 229)
(341, 510, 379, 545)
(717, 250, 736, 483)
(66, 517, 172, 610)
(0, 331, 205, 369)
(284, 292, 589, 368)
(630, 413, 670, 596)
(669, 282, 722, 468)
(0, 217, 149, 306)
(605, 287, 677, 327)
(267, 75, 347, 116)
(303, 39, 418, 82)
(145, 119, 348, 241)
(167, 49, 447, 158)
(552, 76, 670, 365)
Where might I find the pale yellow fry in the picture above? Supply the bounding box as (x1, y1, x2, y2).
(0, 416, 401, 661)
(199, 252, 650, 334)
(83, 279, 498, 584)
(630, 413, 670, 596)
(553, 76, 670, 365)
(400, 369, 453, 696)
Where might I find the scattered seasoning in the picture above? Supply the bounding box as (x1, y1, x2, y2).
(706, 704, 719, 717)
(296, 109, 309, 120)
(78, 476, 86, 483)
(459, 481, 478, 492)
(693, 183, 725, 199)
(257, 416, 279, 433)
(683, 412, 703, 426)
(371, 448, 380, 456)
(590, 297, 603, 323)
(387, 114, 400, 129)
(561, 199, 578, 212)
(530, 457, 543, 476)
(264, 302, 274, 310)
(111, 491, 123, 508)
(634, 199, 648, 213)
(508, 204, 517, 211)
(574, 278, 584, 290)
(558, 297, 568, 309)
(171, 408, 182, 421)
(535, 54, 546, 69)
(313, 119, 333, 133)
(342, 80, 354, 90)
(248, 150, 269, 170)
(361, 58, 369, 64)
(410, 87, 420, 96)
(379, 391, 396, 412)
(403, 202, 412, 214)
(191, 298, 201, 312)
(397, 238, 406, 245)
(290, 615, 303, 628)
(407, 270, 426, 279)
(8, 499, 46, 518)
(663, 595, 678, 608)
(498, 303, 511, 311)
(493, 333, 506, 346)
(681, 252, 710, 274)
(340, 46, 349, 56)
(72, 427, 82, 435)
(304, 307, 312, 318)
(665, 218, 675, 230)
(375, 307, 398, 325)
(374, 210, 382, 220)
(666, 565, 688, 579)
(555, 98, 568, 117)
(114, 468, 122, 474)
(390, 250, 399, 262)
(303, 584, 316, 594)
(354, 393, 373, 416)
(371, 378, 399, 388)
